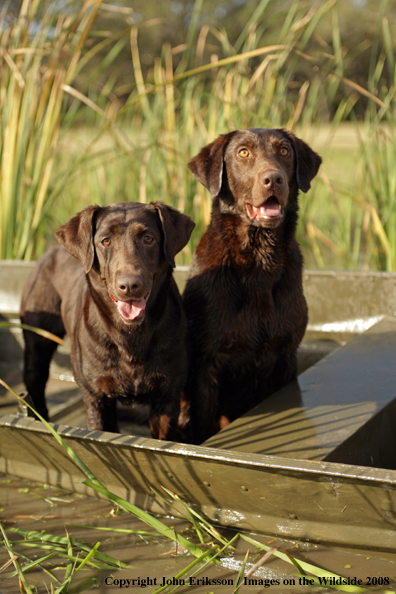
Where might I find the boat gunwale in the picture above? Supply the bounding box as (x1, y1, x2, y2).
(2, 413, 396, 487)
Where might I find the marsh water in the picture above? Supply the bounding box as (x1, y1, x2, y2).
(0, 473, 395, 594)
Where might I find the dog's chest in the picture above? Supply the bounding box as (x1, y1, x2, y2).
(215, 268, 276, 326)
(94, 357, 165, 401)
(208, 267, 304, 353)
(74, 334, 167, 401)
(220, 304, 280, 357)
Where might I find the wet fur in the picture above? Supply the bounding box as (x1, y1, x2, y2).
(21, 201, 194, 439)
(183, 128, 322, 443)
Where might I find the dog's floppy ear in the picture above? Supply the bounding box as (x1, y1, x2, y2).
(55, 205, 101, 273)
(188, 133, 233, 197)
(282, 130, 322, 193)
(153, 202, 195, 268)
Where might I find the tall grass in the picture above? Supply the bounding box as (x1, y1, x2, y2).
(299, 0, 396, 271)
(0, 0, 126, 259)
(1, 0, 396, 269)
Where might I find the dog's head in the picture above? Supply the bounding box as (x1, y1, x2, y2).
(188, 128, 322, 229)
(55, 202, 194, 325)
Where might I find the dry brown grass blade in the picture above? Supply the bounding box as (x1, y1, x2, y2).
(65, 0, 103, 83)
(0, 556, 18, 574)
(0, 322, 64, 345)
(0, 48, 25, 88)
(287, 80, 310, 129)
(307, 222, 345, 257)
(244, 547, 280, 579)
(331, 72, 387, 109)
(62, 84, 109, 120)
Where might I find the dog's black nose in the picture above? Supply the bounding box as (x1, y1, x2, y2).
(117, 275, 143, 295)
(262, 170, 284, 189)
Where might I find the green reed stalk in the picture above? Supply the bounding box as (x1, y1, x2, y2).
(0, 0, 106, 260)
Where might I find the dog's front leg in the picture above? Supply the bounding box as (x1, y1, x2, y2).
(83, 391, 118, 433)
(22, 313, 65, 421)
(268, 347, 299, 394)
(149, 395, 181, 441)
(188, 360, 221, 444)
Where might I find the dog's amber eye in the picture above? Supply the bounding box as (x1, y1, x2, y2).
(102, 238, 111, 247)
(238, 148, 250, 158)
(279, 147, 289, 156)
(143, 236, 154, 244)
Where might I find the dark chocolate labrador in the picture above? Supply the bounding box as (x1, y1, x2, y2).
(21, 201, 195, 439)
(183, 128, 322, 443)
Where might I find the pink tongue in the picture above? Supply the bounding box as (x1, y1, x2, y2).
(248, 198, 281, 219)
(117, 298, 146, 320)
(261, 198, 280, 217)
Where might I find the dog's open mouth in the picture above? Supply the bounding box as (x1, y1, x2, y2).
(108, 291, 150, 321)
(246, 196, 284, 220)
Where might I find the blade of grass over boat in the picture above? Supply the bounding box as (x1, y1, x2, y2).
(0, 322, 64, 345)
(82, 479, 204, 559)
(155, 487, 231, 548)
(0, 380, 98, 485)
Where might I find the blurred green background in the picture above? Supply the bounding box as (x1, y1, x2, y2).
(1, 0, 395, 270)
